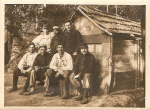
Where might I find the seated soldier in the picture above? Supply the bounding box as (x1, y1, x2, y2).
(26, 44, 52, 95)
(73, 43, 95, 104)
(44, 43, 73, 99)
(8, 43, 38, 95)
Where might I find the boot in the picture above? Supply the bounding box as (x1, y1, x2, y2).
(19, 89, 28, 95)
(19, 73, 30, 95)
(81, 89, 89, 104)
(43, 91, 50, 97)
(44, 87, 57, 97)
(9, 72, 19, 92)
(74, 87, 83, 101)
(49, 90, 57, 96)
(8, 87, 18, 92)
(61, 79, 69, 99)
(24, 86, 35, 95)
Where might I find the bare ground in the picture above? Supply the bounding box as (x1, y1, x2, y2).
(4, 73, 145, 107)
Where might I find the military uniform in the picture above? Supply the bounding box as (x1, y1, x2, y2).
(62, 29, 82, 55)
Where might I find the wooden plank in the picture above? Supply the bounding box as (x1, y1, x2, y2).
(114, 66, 134, 73)
(113, 55, 134, 60)
(113, 34, 136, 41)
(113, 40, 135, 46)
(115, 71, 135, 81)
(112, 80, 135, 91)
(82, 34, 110, 43)
(137, 39, 140, 88)
(59, 80, 78, 96)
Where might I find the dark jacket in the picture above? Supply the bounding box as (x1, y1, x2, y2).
(62, 29, 82, 54)
(50, 34, 62, 55)
(73, 52, 95, 75)
(32, 52, 52, 70)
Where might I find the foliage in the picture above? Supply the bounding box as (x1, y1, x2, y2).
(97, 5, 141, 21)
(5, 4, 44, 36)
(5, 5, 142, 35)
(42, 5, 78, 31)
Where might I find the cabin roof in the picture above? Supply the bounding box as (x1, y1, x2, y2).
(71, 6, 141, 36)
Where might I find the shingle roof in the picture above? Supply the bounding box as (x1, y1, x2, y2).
(73, 6, 141, 35)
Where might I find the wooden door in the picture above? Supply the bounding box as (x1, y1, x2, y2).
(111, 39, 136, 92)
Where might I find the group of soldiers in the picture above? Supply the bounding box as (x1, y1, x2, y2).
(8, 20, 95, 104)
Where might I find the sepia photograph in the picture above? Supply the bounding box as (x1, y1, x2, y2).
(4, 4, 145, 107)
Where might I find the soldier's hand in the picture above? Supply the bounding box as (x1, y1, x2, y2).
(57, 69, 64, 75)
(21, 69, 27, 74)
(35, 66, 40, 72)
(74, 74, 79, 79)
(73, 52, 77, 56)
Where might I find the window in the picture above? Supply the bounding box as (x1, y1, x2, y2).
(88, 44, 102, 53)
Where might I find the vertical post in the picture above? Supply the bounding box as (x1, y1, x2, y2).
(134, 39, 138, 90)
(107, 5, 109, 13)
(35, 16, 38, 31)
(108, 35, 113, 93)
(115, 5, 118, 15)
(141, 5, 145, 88)
(137, 39, 140, 88)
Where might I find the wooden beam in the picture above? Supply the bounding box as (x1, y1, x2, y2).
(137, 39, 140, 88)
(134, 40, 138, 90)
(108, 35, 113, 94)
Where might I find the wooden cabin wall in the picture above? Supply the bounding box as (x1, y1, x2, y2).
(74, 16, 111, 95)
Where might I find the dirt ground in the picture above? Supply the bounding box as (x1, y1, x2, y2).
(4, 72, 145, 107)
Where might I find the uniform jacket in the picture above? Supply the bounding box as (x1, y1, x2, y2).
(73, 52, 95, 75)
(62, 29, 82, 53)
(50, 34, 62, 55)
(32, 52, 52, 70)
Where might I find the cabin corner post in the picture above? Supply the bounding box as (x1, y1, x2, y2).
(134, 38, 139, 90)
(134, 38, 141, 89)
(108, 34, 113, 94)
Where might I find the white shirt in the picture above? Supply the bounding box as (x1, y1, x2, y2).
(18, 52, 38, 70)
(32, 32, 55, 49)
(50, 52, 73, 71)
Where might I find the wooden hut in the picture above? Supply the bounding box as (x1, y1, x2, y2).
(60, 6, 143, 95)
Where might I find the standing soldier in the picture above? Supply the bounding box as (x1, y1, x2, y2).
(8, 43, 38, 95)
(62, 20, 83, 59)
(72, 43, 95, 104)
(32, 26, 51, 53)
(50, 26, 62, 55)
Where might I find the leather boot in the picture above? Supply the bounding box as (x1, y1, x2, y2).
(61, 79, 69, 99)
(81, 89, 88, 104)
(8, 87, 18, 92)
(47, 85, 57, 97)
(75, 87, 83, 101)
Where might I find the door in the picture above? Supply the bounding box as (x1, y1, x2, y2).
(111, 39, 136, 92)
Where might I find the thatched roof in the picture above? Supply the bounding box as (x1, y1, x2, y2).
(71, 6, 141, 36)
